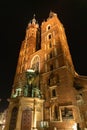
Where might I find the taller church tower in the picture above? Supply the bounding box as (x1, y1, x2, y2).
(5, 12, 87, 130)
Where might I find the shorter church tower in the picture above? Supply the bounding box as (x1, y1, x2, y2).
(5, 12, 87, 130)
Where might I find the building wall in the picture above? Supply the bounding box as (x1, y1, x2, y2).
(5, 12, 87, 130)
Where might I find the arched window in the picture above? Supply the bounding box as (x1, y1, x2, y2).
(52, 89, 56, 97)
(46, 24, 51, 31)
(54, 106, 58, 120)
(47, 33, 52, 40)
(31, 55, 40, 72)
(48, 34, 51, 39)
(48, 25, 51, 30)
(50, 64, 53, 71)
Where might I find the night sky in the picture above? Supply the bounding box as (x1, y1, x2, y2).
(0, 0, 87, 111)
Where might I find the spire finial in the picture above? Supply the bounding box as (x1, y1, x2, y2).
(32, 14, 36, 24)
(33, 14, 35, 19)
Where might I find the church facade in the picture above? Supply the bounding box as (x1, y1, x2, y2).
(5, 12, 87, 130)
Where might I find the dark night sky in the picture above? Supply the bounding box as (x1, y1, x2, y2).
(0, 0, 87, 111)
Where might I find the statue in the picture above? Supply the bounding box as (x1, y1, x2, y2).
(23, 85, 29, 97)
(23, 69, 42, 98)
(11, 87, 22, 98)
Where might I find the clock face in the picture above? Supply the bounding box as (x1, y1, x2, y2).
(31, 55, 40, 72)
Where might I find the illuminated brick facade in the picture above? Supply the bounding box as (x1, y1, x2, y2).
(5, 12, 87, 130)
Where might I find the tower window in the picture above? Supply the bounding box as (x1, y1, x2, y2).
(49, 34, 51, 39)
(47, 78, 50, 85)
(31, 55, 40, 72)
(54, 106, 58, 120)
(48, 25, 50, 30)
(49, 41, 52, 48)
(50, 52, 52, 58)
(50, 64, 53, 71)
(46, 24, 51, 31)
(52, 89, 56, 97)
(47, 33, 52, 40)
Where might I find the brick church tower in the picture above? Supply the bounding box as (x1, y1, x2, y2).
(5, 12, 87, 130)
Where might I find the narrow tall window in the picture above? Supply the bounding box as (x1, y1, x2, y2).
(47, 78, 50, 85)
(49, 41, 52, 48)
(54, 106, 58, 119)
(31, 55, 40, 72)
(50, 64, 53, 71)
(46, 24, 51, 31)
(47, 33, 52, 40)
(52, 89, 56, 97)
(50, 52, 52, 58)
(49, 34, 51, 39)
(48, 25, 50, 30)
